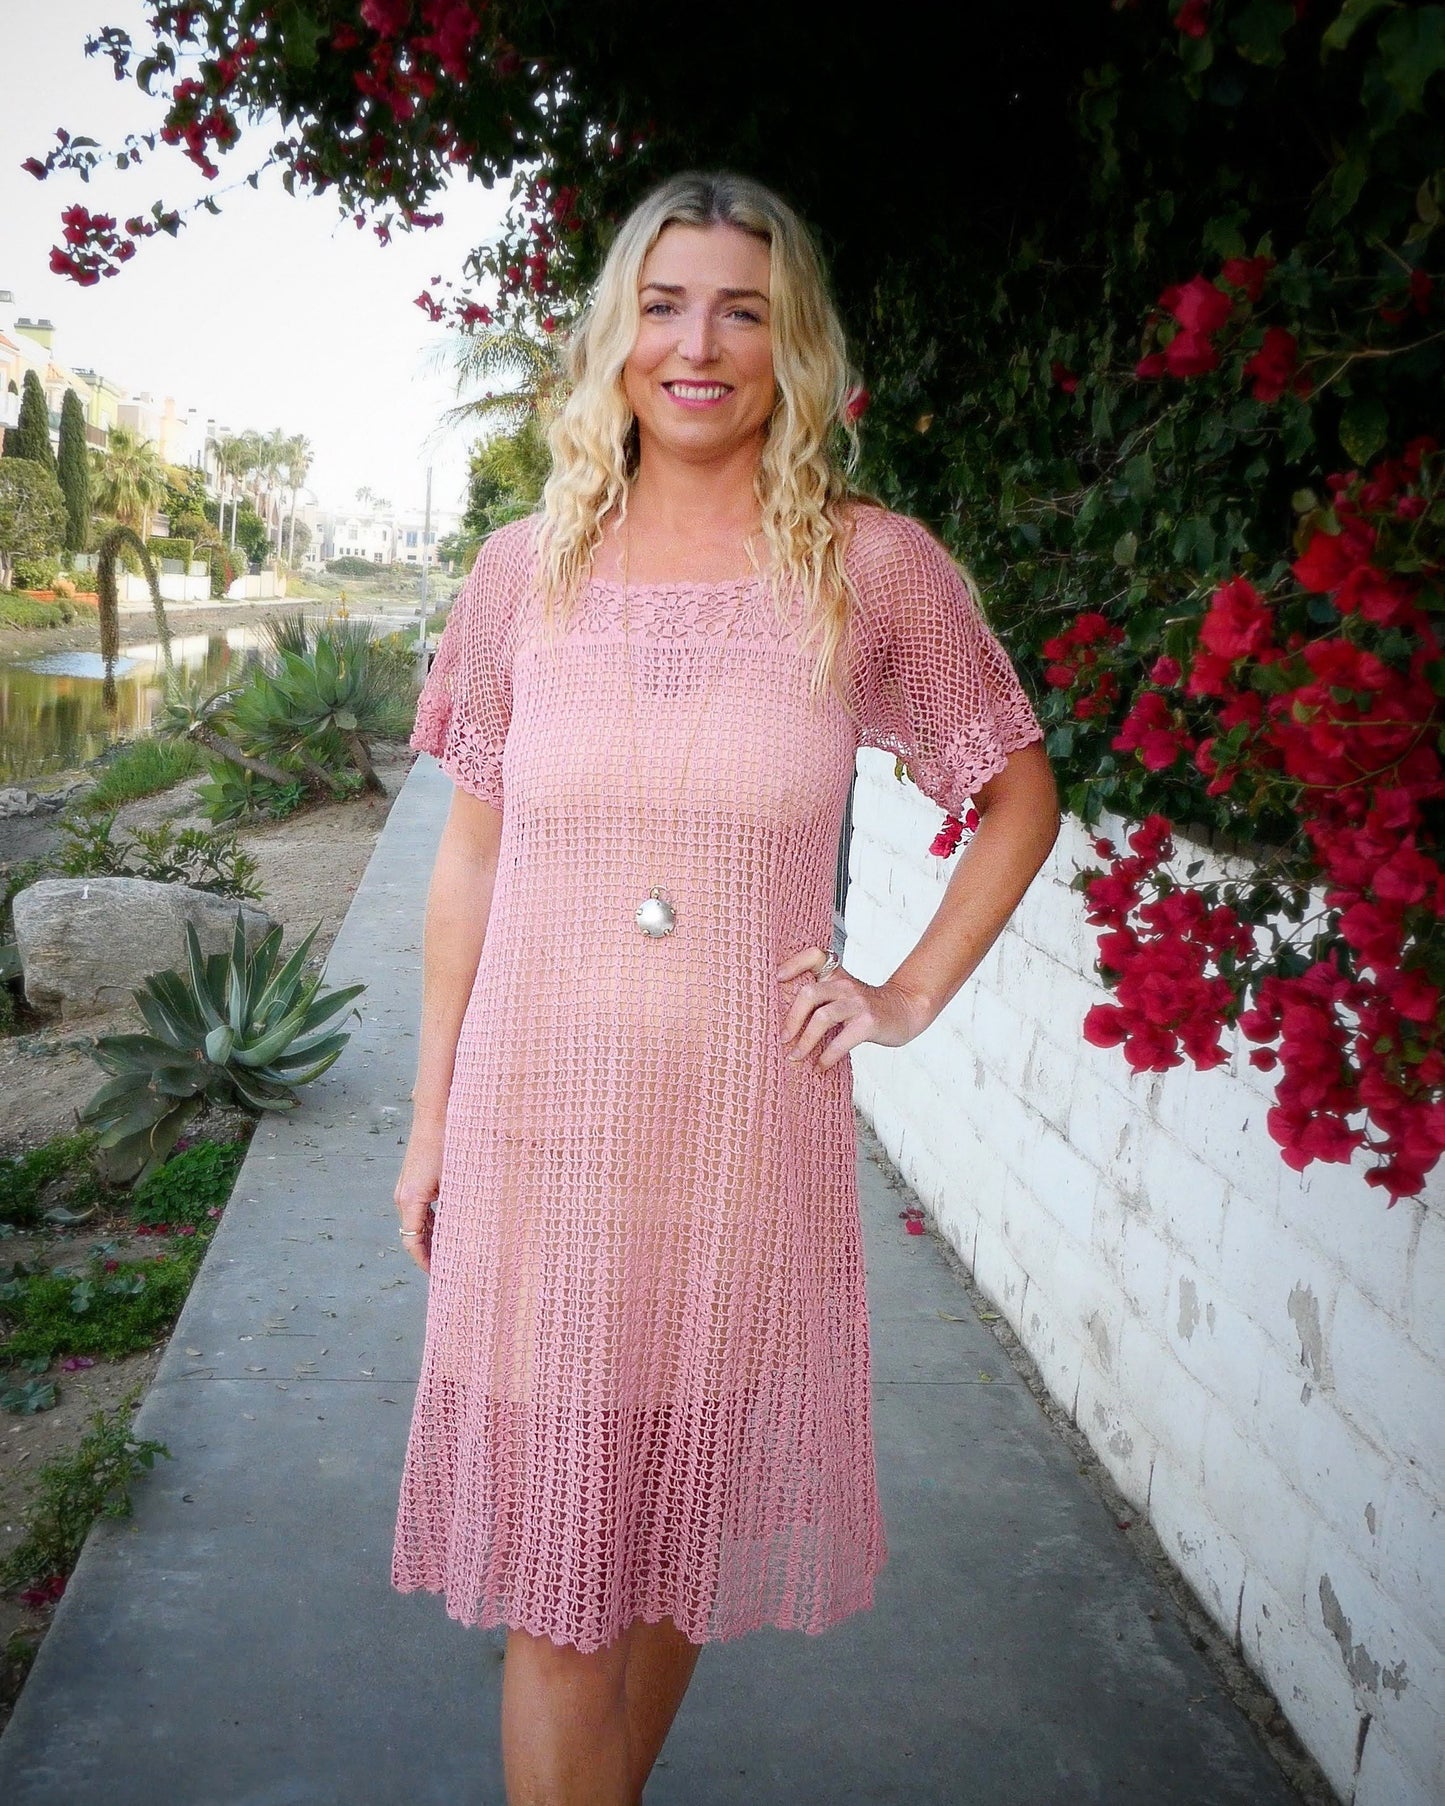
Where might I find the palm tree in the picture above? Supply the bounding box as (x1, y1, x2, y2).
(283, 434, 313, 566)
(210, 434, 249, 545)
(260, 428, 289, 541)
(93, 426, 168, 539)
(236, 429, 265, 520)
(434, 322, 568, 439)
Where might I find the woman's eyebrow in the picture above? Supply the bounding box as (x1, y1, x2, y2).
(640, 282, 771, 303)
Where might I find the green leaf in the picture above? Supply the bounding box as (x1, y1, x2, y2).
(1339, 395, 1388, 467)
(274, 0, 326, 68)
(1377, 7, 1445, 111)
(1322, 0, 1394, 52)
(1230, 0, 1296, 66)
(205, 1024, 236, 1065)
(1113, 531, 1138, 567)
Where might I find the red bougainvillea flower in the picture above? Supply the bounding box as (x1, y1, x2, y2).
(1162, 275, 1233, 338)
(929, 806, 981, 859)
(360, 0, 412, 36)
(1164, 330, 1220, 377)
(1332, 564, 1420, 627)
(1242, 326, 1306, 403)
(1292, 517, 1378, 593)
(1220, 255, 1275, 302)
(1198, 576, 1275, 661)
(1174, 0, 1211, 37)
(1113, 691, 1197, 772)
(843, 384, 870, 424)
(19, 1573, 68, 1610)
(1050, 360, 1079, 393)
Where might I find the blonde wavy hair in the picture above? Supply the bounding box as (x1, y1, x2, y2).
(534, 168, 875, 704)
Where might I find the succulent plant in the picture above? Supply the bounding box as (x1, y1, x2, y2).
(79, 911, 365, 1185)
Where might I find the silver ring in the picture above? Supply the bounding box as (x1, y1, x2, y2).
(816, 951, 840, 981)
(399, 1228, 423, 1238)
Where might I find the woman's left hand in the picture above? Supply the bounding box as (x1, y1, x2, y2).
(776, 945, 933, 1071)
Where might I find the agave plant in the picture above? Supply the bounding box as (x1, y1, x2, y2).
(79, 911, 365, 1184)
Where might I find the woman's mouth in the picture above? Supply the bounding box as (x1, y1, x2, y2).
(662, 381, 734, 408)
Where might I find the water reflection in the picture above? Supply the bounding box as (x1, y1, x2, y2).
(0, 631, 267, 785)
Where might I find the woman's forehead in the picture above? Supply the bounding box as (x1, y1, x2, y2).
(640, 221, 771, 290)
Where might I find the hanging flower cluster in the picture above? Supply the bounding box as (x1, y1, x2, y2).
(1135, 256, 1314, 402)
(27, 0, 568, 294)
(1071, 438, 1443, 1201)
(1043, 612, 1126, 721)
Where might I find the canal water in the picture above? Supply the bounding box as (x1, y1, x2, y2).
(0, 615, 417, 786)
(0, 633, 273, 787)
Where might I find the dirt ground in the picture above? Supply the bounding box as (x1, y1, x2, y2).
(0, 742, 418, 1721)
(0, 743, 417, 1154)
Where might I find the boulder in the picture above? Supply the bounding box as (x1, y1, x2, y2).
(13, 877, 276, 1018)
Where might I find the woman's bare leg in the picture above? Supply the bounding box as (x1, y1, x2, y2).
(623, 1615, 703, 1801)
(501, 1622, 636, 1806)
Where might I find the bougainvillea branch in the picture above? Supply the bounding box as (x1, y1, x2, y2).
(1070, 439, 1443, 1201)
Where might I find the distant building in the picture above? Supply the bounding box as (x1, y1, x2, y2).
(305, 502, 462, 571)
(0, 289, 209, 468)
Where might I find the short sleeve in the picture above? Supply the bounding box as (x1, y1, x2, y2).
(850, 509, 1043, 817)
(410, 521, 529, 809)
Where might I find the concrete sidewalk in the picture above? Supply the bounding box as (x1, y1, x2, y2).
(0, 756, 1301, 1805)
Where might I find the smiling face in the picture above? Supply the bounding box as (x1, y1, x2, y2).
(621, 220, 777, 471)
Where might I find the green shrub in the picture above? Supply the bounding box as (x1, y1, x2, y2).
(127, 1138, 245, 1228)
(76, 737, 203, 813)
(0, 1392, 171, 1592)
(196, 761, 309, 825)
(54, 813, 261, 900)
(208, 544, 239, 598)
(79, 912, 364, 1183)
(11, 555, 61, 591)
(324, 556, 377, 578)
(146, 536, 195, 571)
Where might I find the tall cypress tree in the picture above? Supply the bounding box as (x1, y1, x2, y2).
(57, 388, 91, 553)
(13, 370, 56, 475)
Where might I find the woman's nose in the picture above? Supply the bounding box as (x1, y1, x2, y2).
(677, 307, 718, 362)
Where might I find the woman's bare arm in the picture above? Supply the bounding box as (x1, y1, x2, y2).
(396, 786, 505, 1268)
(779, 742, 1060, 1065)
(882, 741, 1060, 1025)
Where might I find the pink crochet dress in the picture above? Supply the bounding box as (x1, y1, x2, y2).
(390, 503, 1042, 1652)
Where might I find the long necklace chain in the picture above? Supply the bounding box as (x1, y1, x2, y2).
(617, 518, 750, 938)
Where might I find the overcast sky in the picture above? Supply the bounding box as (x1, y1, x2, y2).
(0, 0, 513, 515)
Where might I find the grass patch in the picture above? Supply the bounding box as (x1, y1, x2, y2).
(0, 1134, 104, 1231)
(0, 596, 71, 631)
(0, 1237, 210, 1365)
(78, 737, 203, 813)
(0, 1390, 171, 1593)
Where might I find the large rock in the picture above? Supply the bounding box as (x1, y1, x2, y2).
(13, 877, 276, 1018)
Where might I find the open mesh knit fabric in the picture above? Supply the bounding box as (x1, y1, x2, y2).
(390, 503, 1043, 1651)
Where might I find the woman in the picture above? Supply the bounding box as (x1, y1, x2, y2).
(390, 169, 1059, 1804)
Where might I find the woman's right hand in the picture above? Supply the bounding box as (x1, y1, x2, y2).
(395, 1117, 446, 1274)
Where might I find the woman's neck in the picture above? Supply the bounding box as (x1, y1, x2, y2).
(624, 441, 762, 540)
(593, 444, 765, 582)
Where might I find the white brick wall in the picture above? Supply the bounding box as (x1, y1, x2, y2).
(846, 749, 1444, 1805)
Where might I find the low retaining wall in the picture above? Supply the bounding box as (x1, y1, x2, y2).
(225, 572, 287, 601)
(844, 746, 1442, 1806)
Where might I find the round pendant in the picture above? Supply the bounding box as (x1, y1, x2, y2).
(636, 887, 676, 937)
